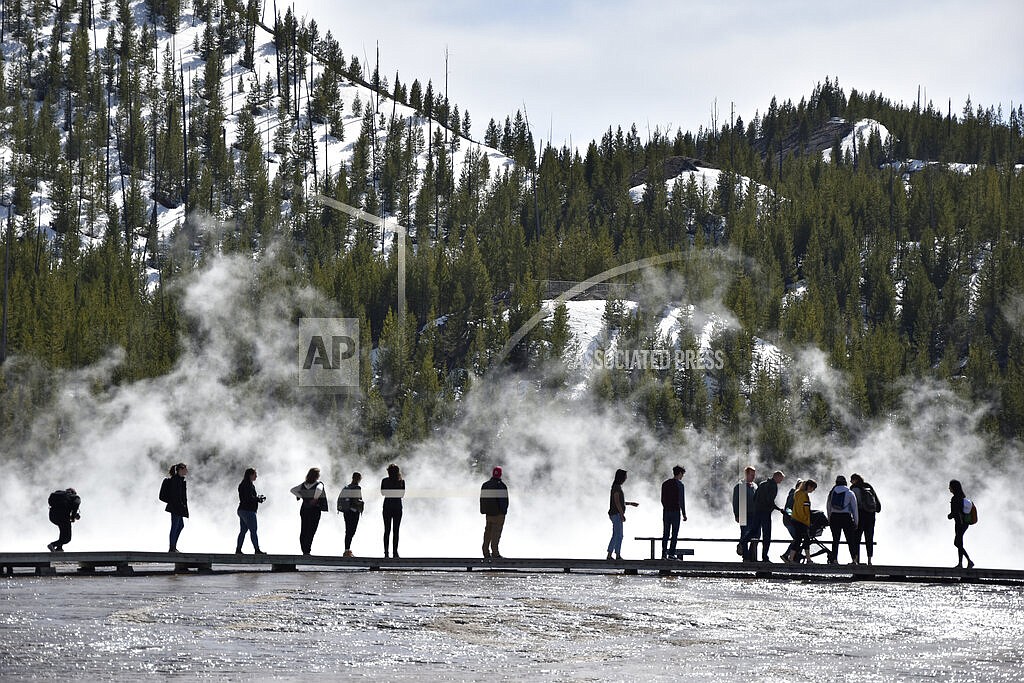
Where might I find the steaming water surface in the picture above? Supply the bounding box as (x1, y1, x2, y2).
(2, 570, 1022, 681)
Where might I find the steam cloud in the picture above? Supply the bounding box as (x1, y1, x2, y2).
(1, 245, 1021, 569)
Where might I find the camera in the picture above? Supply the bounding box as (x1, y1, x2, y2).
(257, 495, 266, 503)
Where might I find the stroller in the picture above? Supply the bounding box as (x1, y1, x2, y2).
(783, 509, 830, 563)
(800, 510, 831, 563)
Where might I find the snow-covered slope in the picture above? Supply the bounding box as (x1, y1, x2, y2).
(822, 118, 891, 162)
(0, 1, 516, 264)
(627, 164, 767, 205)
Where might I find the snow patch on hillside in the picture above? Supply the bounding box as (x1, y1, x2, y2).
(540, 299, 636, 370)
(822, 118, 891, 162)
(627, 165, 766, 205)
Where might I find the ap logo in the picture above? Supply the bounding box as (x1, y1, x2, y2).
(298, 318, 359, 389)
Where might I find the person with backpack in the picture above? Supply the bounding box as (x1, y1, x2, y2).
(732, 466, 758, 562)
(290, 468, 327, 555)
(480, 466, 509, 559)
(381, 464, 405, 558)
(337, 472, 364, 558)
(781, 478, 803, 562)
(660, 465, 687, 559)
(826, 475, 859, 564)
(743, 470, 785, 563)
(849, 473, 881, 565)
(47, 488, 81, 552)
(160, 463, 189, 553)
(947, 479, 976, 569)
(236, 468, 266, 555)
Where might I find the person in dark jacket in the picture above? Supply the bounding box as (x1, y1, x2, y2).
(381, 464, 405, 558)
(606, 469, 639, 560)
(480, 466, 509, 559)
(948, 479, 975, 569)
(741, 470, 785, 562)
(163, 463, 189, 553)
(781, 479, 803, 562)
(732, 466, 757, 561)
(660, 465, 687, 559)
(291, 467, 326, 555)
(338, 472, 364, 557)
(849, 473, 881, 565)
(236, 468, 265, 554)
(46, 488, 81, 552)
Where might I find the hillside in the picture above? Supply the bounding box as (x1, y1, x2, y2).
(0, 3, 1023, 466)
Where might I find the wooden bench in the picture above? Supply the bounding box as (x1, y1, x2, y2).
(634, 537, 696, 560)
(652, 537, 879, 563)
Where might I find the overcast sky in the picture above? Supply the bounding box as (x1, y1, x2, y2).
(286, 0, 1024, 148)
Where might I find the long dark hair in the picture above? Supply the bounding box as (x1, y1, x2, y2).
(612, 469, 627, 487)
(241, 468, 256, 485)
(386, 464, 401, 480)
(305, 467, 321, 485)
(949, 479, 965, 498)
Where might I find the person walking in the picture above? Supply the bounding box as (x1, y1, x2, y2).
(236, 468, 266, 554)
(290, 468, 327, 555)
(784, 480, 816, 563)
(781, 479, 803, 562)
(337, 472, 364, 557)
(160, 463, 189, 553)
(849, 473, 881, 565)
(732, 466, 757, 561)
(948, 479, 975, 569)
(743, 470, 785, 562)
(381, 464, 405, 558)
(46, 488, 81, 552)
(660, 465, 687, 559)
(606, 469, 639, 560)
(480, 466, 509, 559)
(826, 475, 859, 564)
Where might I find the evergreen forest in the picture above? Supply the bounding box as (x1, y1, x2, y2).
(1, 0, 1023, 470)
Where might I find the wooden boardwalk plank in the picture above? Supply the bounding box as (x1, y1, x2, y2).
(1, 551, 1020, 584)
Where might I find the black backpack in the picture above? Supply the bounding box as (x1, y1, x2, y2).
(48, 490, 67, 508)
(783, 489, 796, 517)
(859, 485, 879, 513)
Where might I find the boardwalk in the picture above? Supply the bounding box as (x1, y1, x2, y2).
(1, 552, 1020, 586)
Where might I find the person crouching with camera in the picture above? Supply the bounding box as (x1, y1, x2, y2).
(236, 467, 266, 554)
(47, 487, 81, 552)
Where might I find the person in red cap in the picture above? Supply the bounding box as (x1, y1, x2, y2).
(480, 466, 509, 558)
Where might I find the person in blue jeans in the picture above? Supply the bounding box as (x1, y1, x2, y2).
(606, 469, 639, 560)
(236, 468, 266, 554)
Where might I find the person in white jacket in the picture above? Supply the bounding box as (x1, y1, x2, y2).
(826, 475, 860, 564)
